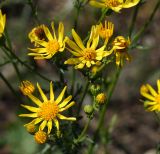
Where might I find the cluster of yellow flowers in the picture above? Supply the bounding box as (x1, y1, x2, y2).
(19, 81, 76, 143)
(0, 0, 146, 145)
(28, 20, 131, 68)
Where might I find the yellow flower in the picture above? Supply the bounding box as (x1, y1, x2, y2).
(28, 25, 46, 46)
(96, 21, 114, 44)
(34, 130, 47, 144)
(19, 80, 35, 96)
(140, 80, 160, 112)
(112, 36, 131, 66)
(0, 10, 6, 38)
(19, 82, 76, 136)
(28, 22, 66, 59)
(96, 93, 106, 104)
(89, 0, 140, 12)
(64, 26, 113, 69)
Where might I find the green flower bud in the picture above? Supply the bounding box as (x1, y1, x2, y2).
(89, 84, 101, 95)
(84, 105, 93, 114)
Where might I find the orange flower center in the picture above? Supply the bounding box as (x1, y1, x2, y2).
(83, 48, 96, 60)
(105, 0, 121, 7)
(46, 40, 60, 54)
(38, 102, 59, 121)
(155, 95, 160, 104)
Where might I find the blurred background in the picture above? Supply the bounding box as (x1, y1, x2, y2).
(0, 0, 160, 153)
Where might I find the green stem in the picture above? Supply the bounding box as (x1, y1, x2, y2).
(97, 8, 108, 24)
(0, 60, 11, 67)
(132, 0, 160, 44)
(74, 0, 81, 30)
(83, 8, 108, 43)
(75, 118, 91, 143)
(77, 81, 90, 116)
(27, 0, 40, 24)
(70, 68, 76, 94)
(128, 1, 141, 37)
(153, 112, 160, 125)
(4, 45, 51, 82)
(3, 29, 22, 81)
(0, 72, 18, 99)
(2, 47, 22, 81)
(87, 67, 121, 154)
(71, 0, 83, 94)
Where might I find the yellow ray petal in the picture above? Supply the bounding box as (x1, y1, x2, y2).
(28, 48, 47, 54)
(19, 113, 38, 118)
(59, 101, 75, 112)
(64, 58, 80, 65)
(146, 84, 157, 96)
(37, 83, 48, 102)
(145, 101, 157, 105)
(141, 92, 155, 101)
(157, 80, 160, 94)
(34, 118, 43, 124)
(55, 86, 67, 104)
(58, 22, 64, 43)
(57, 114, 76, 121)
(21, 104, 38, 112)
(66, 38, 82, 54)
(34, 40, 48, 47)
(39, 120, 47, 130)
(72, 29, 85, 50)
(50, 81, 54, 101)
(59, 95, 72, 108)
(91, 36, 99, 50)
(123, 0, 140, 8)
(89, 1, 106, 8)
(51, 22, 57, 40)
(28, 94, 42, 106)
(75, 63, 85, 69)
(47, 120, 52, 134)
(53, 119, 60, 136)
(66, 47, 81, 56)
(43, 25, 53, 41)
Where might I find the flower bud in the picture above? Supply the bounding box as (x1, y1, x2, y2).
(34, 130, 47, 144)
(19, 80, 35, 96)
(84, 105, 93, 114)
(89, 84, 101, 95)
(25, 123, 36, 134)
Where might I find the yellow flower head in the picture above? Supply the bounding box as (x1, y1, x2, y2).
(64, 26, 113, 69)
(96, 93, 106, 104)
(19, 82, 76, 136)
(28, 22, 66, 59)
(19, 80, 35, 96)
(0, 10, 6, 38)
(140, 79, 160, 112)
(28, 25, 46, 46)
(34, 130, 47, 144)
(96, 21, 114, 44)
(112, 36, 131, 66)
(89, 0, 140, 12)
